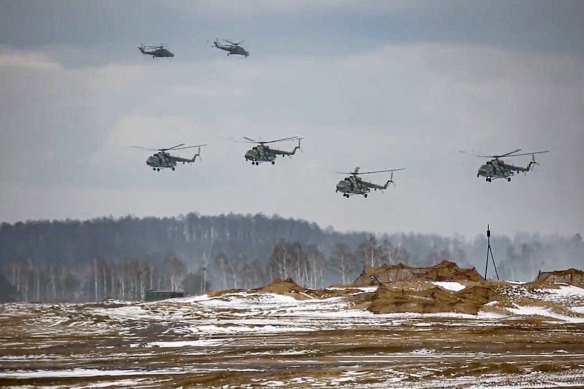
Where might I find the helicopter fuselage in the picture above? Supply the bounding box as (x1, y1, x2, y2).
(477, 159, 534, 182)
(214, 41, 249, 57)
(336, 178, 369, 196)
(336, 176, 390, 198)
(146, 152, 176, 170)
(245, 143, 300, 165)
(139, 47, 174, 58)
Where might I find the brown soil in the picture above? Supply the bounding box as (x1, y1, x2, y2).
(208, 278, 365, 301)
(368, 281, 492, 314)
(531, 268, 584, 286)
(351, 260, 483, 286)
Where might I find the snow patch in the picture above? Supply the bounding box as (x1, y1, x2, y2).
(148, 339, 224, 348)
(508, 305, 584, 323)
(571, 306, 584, 314)
(432, 282, 466, 292)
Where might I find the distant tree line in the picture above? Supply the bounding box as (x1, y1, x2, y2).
(0, 214, 582, 302)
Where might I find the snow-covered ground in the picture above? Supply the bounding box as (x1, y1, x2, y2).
(1, 283, 583, 388)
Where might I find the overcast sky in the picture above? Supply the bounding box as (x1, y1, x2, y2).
(1, 0, 583, 238)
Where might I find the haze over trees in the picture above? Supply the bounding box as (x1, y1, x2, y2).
(0, 213, 582, 302)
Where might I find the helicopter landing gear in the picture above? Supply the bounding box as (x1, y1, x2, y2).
(157, 168, 160, 172)
(364, 194, 368, 198)
(172, 167, 175, 171)
(507, 177, 511, 182)
(486, 178, 491, 182)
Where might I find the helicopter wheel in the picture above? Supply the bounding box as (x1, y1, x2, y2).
(271, 161, 275, 165)
(172, 167, 175, 171)
(153, 168, 156, 171)
(507, 177, 511, 182)
(364, 194, 368, 198)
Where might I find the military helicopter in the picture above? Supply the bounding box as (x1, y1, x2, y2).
(212, 39, 249, 57)
(477, 149, 549, 182)
(336, 167, 405, 198)
(133, 143, 205, 171)
(243, 136, 302, 165)
(138, 44, 174, 58)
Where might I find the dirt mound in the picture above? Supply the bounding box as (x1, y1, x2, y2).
(352, 260, 483, 286)
(206, 278, 372, 301)
(252, 278, 309, 298)
(532, 268, 584, 286)
(368, 282, 492, 315)
(253, 278, 367, 300)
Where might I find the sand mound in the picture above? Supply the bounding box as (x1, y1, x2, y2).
(352, 260, 483, 286)
(207, 278, 368, 301)
(368, 282, 491, 315)
(532, 268, 584, 286)
(252, 278, 309, 299)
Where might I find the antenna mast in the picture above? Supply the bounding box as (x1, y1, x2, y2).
(484, 225, 500, 280)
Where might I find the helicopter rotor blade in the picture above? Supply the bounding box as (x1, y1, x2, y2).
(495, 150, 550, 158)
(172, 144, 207, 151)
(357, 168, 406, 175)
(478, 148, 522, 158)
(132, 146, 159, 151)
(261, 136, 300, 144)
(243, 137, 258, 143)
(160, 143, 185, 151)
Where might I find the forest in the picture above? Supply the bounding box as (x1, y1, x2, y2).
(0, 213, 582, 302)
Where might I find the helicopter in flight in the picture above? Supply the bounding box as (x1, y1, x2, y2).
(133, 143, 205, 171)
(477, 149, 549, 182)
(243, 136, 302, 165)
(138, 44, 174, 58)
(336, 167, 405, 198)
(212, 39, 249, 57)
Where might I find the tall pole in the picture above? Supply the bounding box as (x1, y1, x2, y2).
(484, 225, 500, 280)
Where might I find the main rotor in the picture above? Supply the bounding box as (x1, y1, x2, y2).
(139, 43, 165, 50)
(224, 39, 242, 46)
(132, 143, 207, 152)
(243, 136, 301, 145)
(337, 167, 406, 176)
(478, 149, 549, 160)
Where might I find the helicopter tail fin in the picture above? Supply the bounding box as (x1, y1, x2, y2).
(138, 45, 146, 54)
(526, 154, 538, 171)
(290, 138, 302, 155)
(383, 172, 396, 190)
(191, 146, 202, 163)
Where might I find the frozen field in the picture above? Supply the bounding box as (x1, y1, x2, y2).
(1, 283, 584, 388)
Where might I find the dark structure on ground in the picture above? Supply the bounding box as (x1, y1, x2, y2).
(145, 290, 184, 301)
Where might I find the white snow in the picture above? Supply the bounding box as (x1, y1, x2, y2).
(571, 306, 584, 314)
(533, 285, 584, 302)
(507, 305, 584, 323)
(432, 282, 466, 292)
(148, 339, 225, 348)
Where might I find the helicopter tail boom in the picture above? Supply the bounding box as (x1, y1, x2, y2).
(526, 154, 538, 171)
